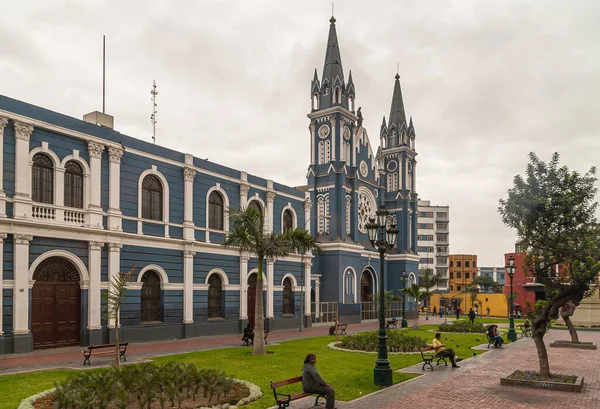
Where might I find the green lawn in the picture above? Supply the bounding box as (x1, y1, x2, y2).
(0, 327, 492, 409)
(453, 317, 526, 324)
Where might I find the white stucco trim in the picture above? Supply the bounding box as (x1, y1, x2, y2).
(29, 249, 90, 283)
(206, 268, 230, 285)
(247, 268, 269, 290)
(280, 203, 297, 233)
(205, 183, 230, 231)
(361, 267, 376, 299)
(60, 152, 91, 210)
(247, 195, 266, 214)
(29, 146, 62, 205)
(137, 264, 169, 284)
(137, 166, 170, 224)
(281, 273, 298, 289)
(343, 267, 357, 303)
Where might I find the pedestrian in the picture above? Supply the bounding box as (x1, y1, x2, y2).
(433, 305, 437, 316)
(468, 308, 476, 324)
(486, 306, 491, 318)
(474, 306, 478, 317)
(302, 353, 336, 409)
(455, 306, 461, 320)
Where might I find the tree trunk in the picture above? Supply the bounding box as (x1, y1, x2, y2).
(114, 313, 120, 369)
(532, 331, 550, 378)
(253, 256, 267, 355)
(563, 315, 580, 343)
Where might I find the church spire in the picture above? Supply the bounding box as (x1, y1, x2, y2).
(388, 73, 407, 129)
(322, 16, 344, 87)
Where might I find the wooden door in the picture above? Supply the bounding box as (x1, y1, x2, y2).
(247, 274, 257, 329)
(32, 282, 80, 349)
(361, 272, 373, 302)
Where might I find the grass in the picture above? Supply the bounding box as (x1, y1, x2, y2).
(453, 317, 526, 324)
(0, 327, 491, 409)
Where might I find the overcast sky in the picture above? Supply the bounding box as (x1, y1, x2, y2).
(1, 0, 599, 266)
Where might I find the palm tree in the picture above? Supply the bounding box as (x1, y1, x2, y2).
(402, 283, 426, 323)
(418, 268, 445, 319)
(223, 206, 321, 355)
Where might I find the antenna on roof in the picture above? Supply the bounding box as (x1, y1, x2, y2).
(332, 2, 334, 16)
(150, 80, 158, 144)
(396, 62, 399, 76)
(102, 35, 106, 113)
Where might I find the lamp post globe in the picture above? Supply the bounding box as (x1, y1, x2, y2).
(400, 270, 408, 328)
(368, 206, 396, 387)
(505, 255, 517, 342)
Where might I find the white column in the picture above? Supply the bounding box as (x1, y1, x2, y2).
(183, 249, 195, 324)
(107, 147, 123, 231)
(266, 258, 274, 318)
(0, 233, 6, 333)
(183, 168, 196, 241)
(54, 168, 65, 223)
(266, 191, 275, 233)
(88, 241, 104, 329)
(13, 234, 32, 334)
(107, 242, 122, 327)
(13, 122, 34, 219)
(239, 254, 248, 319)
(87, 142, 105, 228)
(304, 258, 312, 316)
(304, 193, 312, 235)
(0, 117, 8, 217)
(240, 183, 249, 209)
(329, 118, 336, 161)
(309, 123, 315, 165)
(315, 276, 321, 317)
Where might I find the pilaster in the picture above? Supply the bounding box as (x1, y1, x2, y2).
(13, 234, 32, 334)
(87, 142, 105, 228)
(304, 193, 312, 235)
(329, 117, 336, 161)
(266, 190, 276, 233)
(107, 242, 122, 327)
(107, 147, 123, 230)
(309, 123, 316, 165)
(303, 258, 312, 316)
(0, 234, 7, 334)
(88, 241, 104, 330)
(0, 117, 8, 217)
(13, 122, 34, 219)
(266, 258, 274, 318)
(183, 248, 195, 324)
(183, 168, 196, 240)
(239, 254, 249, 319)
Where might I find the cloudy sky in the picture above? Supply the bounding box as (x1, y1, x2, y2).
(1, 0, 599, 266)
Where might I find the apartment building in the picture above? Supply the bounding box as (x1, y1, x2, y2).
(417, 200, 449, 289)
(448, 254, 478, 292)
(477, 266, 506, 292)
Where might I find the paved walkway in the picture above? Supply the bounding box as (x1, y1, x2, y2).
(3, 317, 600, 408)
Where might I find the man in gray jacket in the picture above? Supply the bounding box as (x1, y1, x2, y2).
(302, 353, 336, 409)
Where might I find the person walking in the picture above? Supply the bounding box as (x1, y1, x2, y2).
(455, 306, 461, 320)
(468, 308, 476, 324)
(302, 353, 336, 409)
(486, 306, 491, 318)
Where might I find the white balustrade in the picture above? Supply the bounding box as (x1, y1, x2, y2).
(65, 209, 86, 225)
(32, 205, 56, 221)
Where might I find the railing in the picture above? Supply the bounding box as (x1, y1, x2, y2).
(360, 300, 404, 320)
(32, 205, 56, 221)
(65, 209, 85, 225)
(311, 301, 338, 324)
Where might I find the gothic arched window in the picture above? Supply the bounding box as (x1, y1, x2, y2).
(283, 209, 294, 232)
(32, 153, 54, 204)
(282, 277, 293, 315)
(248, 200, 262, 215)
(208, 191, 224, 230)
(142, 175, 163, 220)
(140, 270, 162, 322)
(208, 274, 223, 318)
(64, 161, 84, 208)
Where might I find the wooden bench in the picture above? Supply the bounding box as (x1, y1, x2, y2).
(519, 325, 532, 338)
(82, 342, 128, 366)
(336, 323, 347, 335)
(386, 319, 398, 329)
(270, 376, 325, 409)
(419, 346, 447, 371)
(242, 330, 269, 346)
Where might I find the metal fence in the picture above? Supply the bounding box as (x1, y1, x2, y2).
(360, 300, 404, 320)
(311, 302, 338, 324)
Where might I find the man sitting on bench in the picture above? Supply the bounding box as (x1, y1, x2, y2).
(243, 323, 254, 343)
(432, 333, 460, 368)
(302, 353, 336, 409)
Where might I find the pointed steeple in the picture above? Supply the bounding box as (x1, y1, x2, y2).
(388, 73, 407, 129)
(322, 16, 345, 86)
(347, 70, 355, 98)
(380, 116, 387, 136)
(311, 68, 320, 95)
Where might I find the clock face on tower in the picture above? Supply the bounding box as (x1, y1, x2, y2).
(343, 126, 351, 140)
(318, 125, 330, 139)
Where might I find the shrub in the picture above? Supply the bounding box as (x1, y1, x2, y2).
(438, 321, 486, 333)
(339, 331, 427, 352)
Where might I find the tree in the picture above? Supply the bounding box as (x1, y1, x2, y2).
(503, 290, 519, 318)
(105, 268, 133, 369)
(402, 283, 426, 310)
(418, 268, 445, 319)
(223, 206, 321, 355)
(372, 290, 402, 316)
(470, 275, 497, 293)
(499, 152, 600, 377)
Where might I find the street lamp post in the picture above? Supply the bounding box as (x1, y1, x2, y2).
(366, 206, 398, 387)
(506, 255, 517, 342)
(400, 270, 408, 328)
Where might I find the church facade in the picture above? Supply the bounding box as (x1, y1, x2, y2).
(0, 16, 420, 354)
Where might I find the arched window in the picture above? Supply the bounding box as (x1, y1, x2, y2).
(283, 209, 294, 232)
(282, 277, 293, 315)
(208, 274, 223, 318)
(32, 153, 54, 204)
(140, 270, 162, 322)
(248, 200, 262, 215)
(208, 191, 224, 230)
(142, 175, 163, 220)
(64, 161, 84, 208)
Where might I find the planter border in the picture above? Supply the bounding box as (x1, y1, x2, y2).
(549, 340, 597, 349)
(500, 372, 584, 393)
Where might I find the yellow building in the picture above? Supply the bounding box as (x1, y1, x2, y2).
(449, 254, 478, 292)
(429, 292, 509, 317)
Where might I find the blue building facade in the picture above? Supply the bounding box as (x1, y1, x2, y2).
(0, 16, 420, 354)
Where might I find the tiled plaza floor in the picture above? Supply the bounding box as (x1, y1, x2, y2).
(2, 317, 599, 408)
